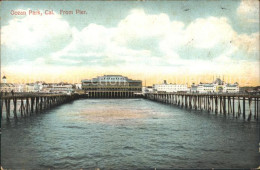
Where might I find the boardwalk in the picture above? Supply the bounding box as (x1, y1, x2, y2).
(145, 92, 260, 121)
(1, 93, 79, 120)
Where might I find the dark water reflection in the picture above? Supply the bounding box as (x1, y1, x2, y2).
(1, 99, 259, 169)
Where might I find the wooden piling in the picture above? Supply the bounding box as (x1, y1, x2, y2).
(20, 99, 24, 117)
(13, 98, 17, 119)
(238, 97, 241, 117)
(248, 97, 252, 121)
(232, 97, 235, 117)
(215, 96, 218, 114)
(1, 98, 3, 118)
(31, 97, 34, 115)
(243, 97, 246, 119)
(223, 96, 226, 115)
(254, 97, 257, 119)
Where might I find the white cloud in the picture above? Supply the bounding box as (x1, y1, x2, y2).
(232, 32, 259, 55)
(237, 0, 259, 23)
(51, 9, 258, 67)
(115, 9, 185, 58)
(1, 10, 72, 50)
(213, 47, 237, 62)
(184, 17, 236, 49)
(2, 8, 259, 80)
(115, 9, 183, 42)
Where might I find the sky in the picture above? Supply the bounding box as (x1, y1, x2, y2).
(1, 0, 259, 86)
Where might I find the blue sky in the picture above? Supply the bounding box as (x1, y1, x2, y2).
(1, 0, 259, 85)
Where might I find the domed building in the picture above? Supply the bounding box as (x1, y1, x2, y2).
(0, 75, 25, 92)
(191, 78, 239, 93)
(2, 75, 7, 84)
(1, 75, 15, 92)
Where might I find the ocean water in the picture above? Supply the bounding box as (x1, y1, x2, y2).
(1, 99, 259, 169)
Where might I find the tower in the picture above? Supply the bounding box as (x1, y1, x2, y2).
(2, 75, 7, 84)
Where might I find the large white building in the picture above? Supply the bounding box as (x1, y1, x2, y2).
(38, 82, 74, 94)
(153, 80, 189, 93)
(26, 82, 74, 94)
(191, 78, 239, 93)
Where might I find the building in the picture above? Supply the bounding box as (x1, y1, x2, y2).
(1, 83, 17, 92)
(191, 78, 239, 93)
(0, 75, 24, 92)
(43, 82, 74, 94)
(153, 80, 189, 93)
(239, 86, 260, 94)
(142, 86, 153, 94)
(26, 83, 40, 92)
(24, 82, 74, 94)
(81, 75, 142, 98)
(75, 83, 82, 90)
(2, 75, 7, 83)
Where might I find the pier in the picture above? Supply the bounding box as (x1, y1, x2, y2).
(1, 92, 260, 121)
(0, 93, 79, 121)
(86, 91, 142, 98)
(145, 92, 260, 121)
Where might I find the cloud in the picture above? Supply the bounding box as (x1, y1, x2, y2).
(51, 9, 185, 66)
(1, 10, 72, 63)
(184, 17, 235, 48)
(232, 32, 259, 58)
(1, 8, 259, 81)
(50, 9, 258, 67)
(115, 9, 183, 42)
(237, 0, 259, 23)
(115, 9, 184, 56)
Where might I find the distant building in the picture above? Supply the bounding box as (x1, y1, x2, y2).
(1, 83, 17, 92)
(0, 75, 24, 92)
(142, 86, 153, 94)
(25, 83, 36, 92)
(25, 81, 45, 92)
(44, 82, 74, 94)
(81, 75, 142, 97)
(14, 84, 26, 92)
(24, 82, 74, 94)
(153, 80, 189, 93)
(2, 75, 7, 84)
(191, 78, 239, 93)
(239, 86, 260, 94)
(75, 83, 82, 90)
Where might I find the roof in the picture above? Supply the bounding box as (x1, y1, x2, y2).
(226, 84, 238, 87)
(0, 83, 15, 87)
(82, 75, 142, 83)
(214, 78, 224, 85)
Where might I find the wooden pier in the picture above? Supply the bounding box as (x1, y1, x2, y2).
(2, 92, 259, 121)
(145, 92, 260, 121)
(0, 93, 79, 121)
(86, 91, 142, 98)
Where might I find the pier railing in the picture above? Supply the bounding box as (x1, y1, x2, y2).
(145, 92, 260, 121)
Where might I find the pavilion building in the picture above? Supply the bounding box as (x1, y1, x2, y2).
(81, 75, 142, 98)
